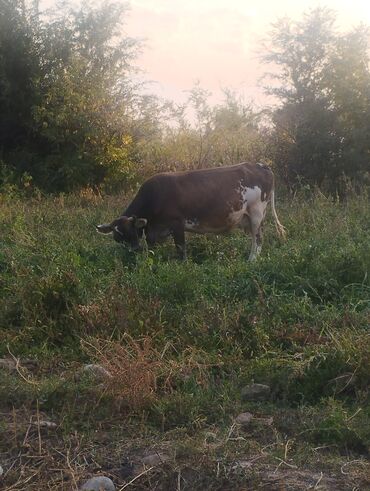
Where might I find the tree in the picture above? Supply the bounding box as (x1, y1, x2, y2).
(264, 8, 370, 194)
(0, 0, 40, 156)
(0, 0, 140, 192)
(323, 27, 370, 187)
(212, 89, 266, 166)
(135, 85, 268, 176)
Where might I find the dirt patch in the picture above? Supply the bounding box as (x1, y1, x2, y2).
(1, 407, 369, 490)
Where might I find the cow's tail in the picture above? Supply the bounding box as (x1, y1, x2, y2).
(270, 189, 286, 239)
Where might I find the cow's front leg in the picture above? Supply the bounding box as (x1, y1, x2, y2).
(171, 221, 187, 260)
(145, 226, 156, 248)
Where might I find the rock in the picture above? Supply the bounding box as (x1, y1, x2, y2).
(0, 464, 3, 476)
(235, 412, 253, 426)
(241, 383, 270, 401)
(80, 476, 115, 491)
(37, 420, 57, 429)
(129, 451, 172, 477)
(78, 364, 112, 381)
(141, 452, 170, 467)
(231, 460, 253, 470)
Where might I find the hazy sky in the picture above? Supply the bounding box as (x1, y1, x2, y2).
(43, 0, 370, 106)
(124, 0, 370, 106)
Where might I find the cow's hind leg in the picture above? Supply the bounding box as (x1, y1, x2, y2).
(248, 205, 266, 261)
(171, 221, 187, 260)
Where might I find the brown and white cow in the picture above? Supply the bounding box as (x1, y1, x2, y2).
(96, 162, 286, 260)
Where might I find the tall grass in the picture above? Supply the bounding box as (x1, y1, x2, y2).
(0, 188, 369, 451)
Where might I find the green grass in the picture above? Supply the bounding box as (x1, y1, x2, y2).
(0, 189, 369, 489)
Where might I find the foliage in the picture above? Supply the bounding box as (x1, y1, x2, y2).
(263, 8, 370, 195)
(136, 87, 268, 179)
(0, 0, 138, 192)
(1, 4, 370, 195)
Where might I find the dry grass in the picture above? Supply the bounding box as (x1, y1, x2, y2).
(1, 408, 87, 490)
(2, 406, 368, 490)
(81, 336, 224, 412)
(82, 335, 164, 409)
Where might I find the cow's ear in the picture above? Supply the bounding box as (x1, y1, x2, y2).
(134, 218, 147, 229)
(96, 223, 113, 234)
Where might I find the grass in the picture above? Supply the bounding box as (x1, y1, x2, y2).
(0, 188, 369, 489)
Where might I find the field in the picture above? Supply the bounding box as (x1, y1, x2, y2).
(0, 189, 369, 490)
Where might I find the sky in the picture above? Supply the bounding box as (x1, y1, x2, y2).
(44, 0, 370, 107)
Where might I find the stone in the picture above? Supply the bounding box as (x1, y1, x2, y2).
(235, 412, 253, 426)
(241, 383, 270, 401)
(80, 476, 115, 491)
(231, 460, 253, 470)
(38, 420, 57, 429)
(78, 364, 112, 381)
(141, 452, 170, 467)
(129, 451, 172, 477)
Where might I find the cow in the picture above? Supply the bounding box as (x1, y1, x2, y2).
(96, 162, 286, 261)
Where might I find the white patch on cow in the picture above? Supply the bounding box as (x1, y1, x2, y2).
(114, 226, 124, 237)
(240, 184, 262, 205)
(96, 224, 113, 234)
(227, 184, 262, 228)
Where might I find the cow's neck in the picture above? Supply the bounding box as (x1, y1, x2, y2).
(123, 192, 145, 218)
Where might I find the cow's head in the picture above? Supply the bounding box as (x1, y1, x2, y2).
(96, 216, 147, 250)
